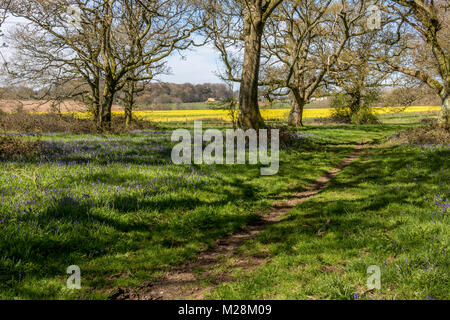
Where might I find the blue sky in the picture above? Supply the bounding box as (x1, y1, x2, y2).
(158, 45, 222, 84)
(1, 17, 223, 85)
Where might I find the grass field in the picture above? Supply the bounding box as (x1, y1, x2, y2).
(208, 142, 449, 300)
(0, 112, 448, 300)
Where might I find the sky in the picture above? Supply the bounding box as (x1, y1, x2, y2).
(158, 45, 222, 84)
(0, 17, 223, 85)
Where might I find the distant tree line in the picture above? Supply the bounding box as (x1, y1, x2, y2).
(0, 85, 37, 100)
(135, 83, 234, 106)
(0, 82, 234, 105)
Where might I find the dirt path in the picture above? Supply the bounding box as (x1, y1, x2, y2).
(111, 145, 365, 300)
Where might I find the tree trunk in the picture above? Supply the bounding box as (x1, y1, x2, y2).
(85, 76, 101, 125)
(99, 88, 114, 128)
(288, 89, 306, 127)
(92, 85, 101, 124)
(237, 16, 265, 130)
(440, 94, 449, 127)
(125, 105, 132, 127)
(124, 83, 134, 127)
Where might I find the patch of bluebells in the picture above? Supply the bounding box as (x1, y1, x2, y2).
(417, 143, 450, 154)
(36, 135, 173, 166)
(0, 133, 218, 267)
(411, 143, 450, 217)
(431, 194, 449, 217)
(0, 166, 215, 230)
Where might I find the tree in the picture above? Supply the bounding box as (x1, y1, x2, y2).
(0, 0, 12, 90)
(7, 0, 203, 128)
(0, 0, 10, 33)
(386, 0, 449, 125)
(206, 0, 283, 129)
(237, 0, 284, 129)
(7, 0, 112, 124)
(329, 30, 392, 123)
(261, 0, 372, 126)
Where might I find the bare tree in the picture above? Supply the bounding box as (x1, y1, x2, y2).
(329, 31, 395, 123)
(0, 0, 12, 87)
(7, 0, 203, 128)
(0, 0, 10, 31)
(386, 0, 449, 125)
(260, 0, 374, 126)
(206, 0, 283, 129)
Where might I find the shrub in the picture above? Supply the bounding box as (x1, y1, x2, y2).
(0, 136, 43, 160)
(349, 108, 380, 125)
(330, 93, 353, 123)
(0, 112, 156, 134)
(381, 87, 441, 107)
(392, 125, 450, 145)
(330, 92, 380, 125)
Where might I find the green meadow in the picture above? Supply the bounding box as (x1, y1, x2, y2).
(0, 113, 448, 300)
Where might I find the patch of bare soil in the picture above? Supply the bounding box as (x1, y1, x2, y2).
(0, 100, 123, 113)
(110, 145, 365, 300)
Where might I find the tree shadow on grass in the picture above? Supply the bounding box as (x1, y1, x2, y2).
(218, 143, 448, 298)
(2, 169, 269, 296)
(5, 127, 443, 298)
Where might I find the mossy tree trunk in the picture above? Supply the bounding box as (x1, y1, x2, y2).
(288, 88, 306, 127)
(238, 14, 266, 130)
(440, 93, 449, 127)
(237, 0, 283, 130)
(391, 1, 449, 127)
(124, 80, 136, 127)
(99, 82, 115, 128)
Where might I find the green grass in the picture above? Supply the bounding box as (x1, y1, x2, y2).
(207, 142, 449, 300)
(376, 111, 440, 124)
(0, 116, 447, 300)
(0, 126, 357, 299)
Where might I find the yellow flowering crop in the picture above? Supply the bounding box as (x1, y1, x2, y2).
(67, 106, 441, 123)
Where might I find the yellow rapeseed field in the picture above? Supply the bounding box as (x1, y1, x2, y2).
(72, 106, 441, 122)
